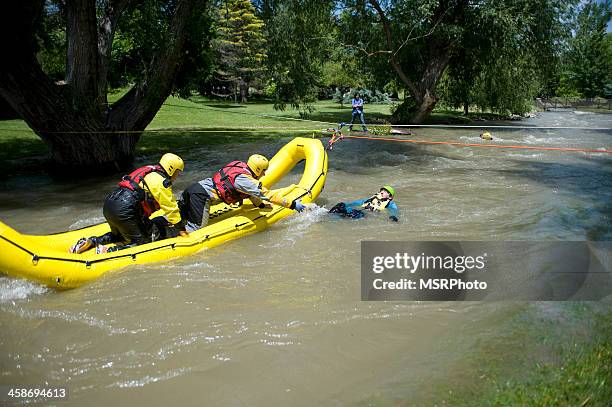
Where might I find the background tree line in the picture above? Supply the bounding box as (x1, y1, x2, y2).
(0, 0, 610, 171)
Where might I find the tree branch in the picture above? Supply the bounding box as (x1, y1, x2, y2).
(66, 0, 101, 109)
(367, 0, 419, 99)
(97, 0, 130, 105)
(393, 7, 449, 57)
(110, 0, 206, 130)
(341, 42, 391, 57)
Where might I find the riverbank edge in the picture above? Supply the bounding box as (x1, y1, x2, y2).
(454, 303, 612, 407)
(355, 301, 612, 407)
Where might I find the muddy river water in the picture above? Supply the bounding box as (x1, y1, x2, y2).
(0, 110, 611, 406)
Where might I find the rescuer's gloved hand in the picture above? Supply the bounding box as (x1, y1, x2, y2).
(291, 199, 306, 212)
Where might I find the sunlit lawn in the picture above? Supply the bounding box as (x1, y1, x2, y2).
(0, 94, 514, 174)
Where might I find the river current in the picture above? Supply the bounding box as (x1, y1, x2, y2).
(0, 110, 610, 406)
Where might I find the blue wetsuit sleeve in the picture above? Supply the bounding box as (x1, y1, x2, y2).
(345, 198, 366, 208)
(387, 201, 399, 221)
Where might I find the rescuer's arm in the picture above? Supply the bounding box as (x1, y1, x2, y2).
(144, 172, 183, 226)
(234, 174, 304, 211)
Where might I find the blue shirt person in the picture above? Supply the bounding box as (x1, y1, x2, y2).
(349, 93, 367, 132)
(329, 185, 399, 222)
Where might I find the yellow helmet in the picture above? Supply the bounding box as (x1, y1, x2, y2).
(159, 153, 184, 176)
(247, 154, 269, 177)
(480, 131, 492, 140)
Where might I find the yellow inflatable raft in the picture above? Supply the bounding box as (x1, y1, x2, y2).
(0, 137, 327, 289)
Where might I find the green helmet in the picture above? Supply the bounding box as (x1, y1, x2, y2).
(381, 185, 395, 197)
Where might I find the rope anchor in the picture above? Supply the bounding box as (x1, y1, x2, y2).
(324, 124, 346, 150)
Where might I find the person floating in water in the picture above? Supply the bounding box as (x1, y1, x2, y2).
(329, 185, 399, 222)
(480, 131, 494, 141)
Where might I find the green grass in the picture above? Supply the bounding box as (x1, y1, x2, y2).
(149, 96, 395, 130)
(353, 303, 612, 407)
(464, 312, 612, 407)
(0, 120, 48, 172)
(0, 95, 511, 174)
(425, 305, 612, 407)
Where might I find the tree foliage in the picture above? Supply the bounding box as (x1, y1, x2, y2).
(213, 0, 267, 102)
(258, 0, 335, 115)
(562, 0, 611, 98)
(440, 0, 576, 115)
(341, 0, 577, 122)
(0, 0, 208, 172)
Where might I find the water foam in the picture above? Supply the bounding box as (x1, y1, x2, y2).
(459, 136, 487, 143)
(521, 134, 565, 144)
(283, 204, 329, 227)
(263, 205, 330, 248)
(0, 277, 47, 303)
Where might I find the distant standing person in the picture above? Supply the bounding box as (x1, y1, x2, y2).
(349, 93, 367, 132)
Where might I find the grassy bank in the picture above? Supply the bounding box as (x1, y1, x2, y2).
(0, 97, 388, 174)
(0, 96, 516, 174)
(464, 311, 612, 407)
(354, 303, 612, 407)
(428, 304, 612, 407)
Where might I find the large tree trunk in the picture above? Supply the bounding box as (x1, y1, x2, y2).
(409, 91, 439, 124)
(0, 0, 203, 174)
(390, 46, 450, 124)
(368, 0, 465, 124)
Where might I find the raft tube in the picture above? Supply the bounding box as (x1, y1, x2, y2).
(0, 137, 327, 289)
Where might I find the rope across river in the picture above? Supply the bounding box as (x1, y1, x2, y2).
(335, 133, 612, 154)
(1, 100, 611, 154)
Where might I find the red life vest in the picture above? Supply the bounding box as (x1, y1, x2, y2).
(212, 161, 253, 204)
(118, 164, 167, 216)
